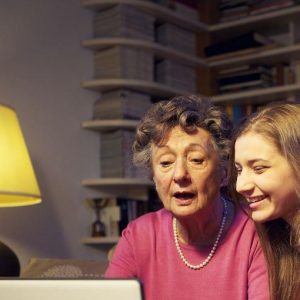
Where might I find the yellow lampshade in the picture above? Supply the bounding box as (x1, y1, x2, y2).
(0, 105, 41, 207)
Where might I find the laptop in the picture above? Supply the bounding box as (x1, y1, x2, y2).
(0, 278, 144, 300)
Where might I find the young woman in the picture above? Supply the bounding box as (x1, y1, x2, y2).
(230, 102, 300, 300)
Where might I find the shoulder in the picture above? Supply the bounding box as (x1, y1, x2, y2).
(225, 206, 260, 246)
(234, 207, 256, 231)
(123, 208, 171, 236)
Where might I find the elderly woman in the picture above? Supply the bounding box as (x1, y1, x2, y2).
(104, 95, 269, 300)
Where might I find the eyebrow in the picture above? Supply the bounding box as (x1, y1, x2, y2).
(157, 143, 207, 151)
(235, 158, 269, 165)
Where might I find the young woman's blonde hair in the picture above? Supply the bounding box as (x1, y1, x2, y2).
(229, 102, 300, 300)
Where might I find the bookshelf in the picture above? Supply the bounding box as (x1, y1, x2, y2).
(80, 0, 207, 32)
(81, 119, 138, 131)
(209, 5, 300, 35)
(80, 0, 203, 246)
(82, 37, 206, 67)
(82, 236, 119, 245)
(201, 2, 300, 110)
(80, 1, 300, 246)
(81, 178, 153, 244)
(81, 78, 190, 97)
(212, 83, 300, 104)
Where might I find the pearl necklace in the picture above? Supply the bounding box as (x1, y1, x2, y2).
(173, 198, 228, 270)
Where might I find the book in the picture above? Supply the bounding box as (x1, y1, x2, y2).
(94, 4, 155, 41)
(156, 23, 197, 55)
(93, 89, 152, 120)
(205, 32, 275, 57)
(155, 59, 197, 92)
(207, 44, 278, 62)
(100, 130, 148, 178)
(249, 0, 294, 16)
(218, 65, 272, 79)
(218, 71, 272, 86)
(219, 78, 272, 92)
(94, 46, 154, 81)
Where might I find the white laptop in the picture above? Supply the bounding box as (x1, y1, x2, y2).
(0, 278, 144, 300)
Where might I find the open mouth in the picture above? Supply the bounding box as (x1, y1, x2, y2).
(173, 191, 195, 200)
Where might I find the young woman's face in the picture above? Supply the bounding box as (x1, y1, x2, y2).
(234, 132, 299, 223)
(151, 126, 223, 220)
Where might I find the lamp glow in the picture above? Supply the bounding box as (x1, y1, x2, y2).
(0, 105, 41, 207)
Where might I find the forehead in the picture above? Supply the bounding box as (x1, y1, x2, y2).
(155, 125, 214, 151)
(235, 132, 280, 161)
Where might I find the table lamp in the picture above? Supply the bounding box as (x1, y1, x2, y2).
(0, 104, 42, 276)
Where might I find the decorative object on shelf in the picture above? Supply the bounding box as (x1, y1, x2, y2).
(91, 198, 109, 237)
(0, 104, 42, 276)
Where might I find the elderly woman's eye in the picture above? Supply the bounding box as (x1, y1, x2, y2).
(191, 158, 204, 164)
(160, 161, 171, 167)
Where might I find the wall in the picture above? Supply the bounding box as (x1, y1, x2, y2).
(0, 0, 107, 269)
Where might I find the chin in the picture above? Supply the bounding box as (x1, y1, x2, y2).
(172, 206, 197, 218)
(250, 211, 275, 223)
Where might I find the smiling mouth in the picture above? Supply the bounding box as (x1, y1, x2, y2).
(247, 195, 266, 204)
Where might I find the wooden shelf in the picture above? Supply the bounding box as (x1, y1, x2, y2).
(208, 44, 300, 69)
(82, 37, 206, 67)
(211, 83, 300, 104)
(82, 236, 119, 245)
(81, 78, 190, 97)
(82, 119, 139, 132)
(81, 0, 207, 32)
(81, 178, 153, 201)
(209, 5, 300, 36)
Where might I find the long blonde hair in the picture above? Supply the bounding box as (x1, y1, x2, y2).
(229, 102, 300, 300)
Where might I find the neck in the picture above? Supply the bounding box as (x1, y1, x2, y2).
(176, 198, 225, 246)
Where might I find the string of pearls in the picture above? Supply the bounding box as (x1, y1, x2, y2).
(173, 198, 228, 270)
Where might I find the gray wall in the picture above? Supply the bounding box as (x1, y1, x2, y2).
(0, 0, 106, 269)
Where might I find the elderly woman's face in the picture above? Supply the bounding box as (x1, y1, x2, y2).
(151, 125, 222, 218)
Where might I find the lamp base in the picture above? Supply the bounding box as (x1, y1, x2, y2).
(0, 241, 20, 276)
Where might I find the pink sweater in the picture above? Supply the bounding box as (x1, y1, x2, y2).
(105, 208, 269, 300)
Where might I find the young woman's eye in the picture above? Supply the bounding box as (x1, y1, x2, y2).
(235, 167, 242, 175)
(254, 166, 267, 174)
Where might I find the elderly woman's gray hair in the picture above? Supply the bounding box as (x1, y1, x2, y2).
(133, 95, 232, 170)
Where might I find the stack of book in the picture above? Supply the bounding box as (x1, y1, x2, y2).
(100, 130, 147, 178)
(94, 4, 155, 41)
(152, 0, 199, 20)
(219, 0, 250, 22)
(217, 64, 274, 93)
(156, 23, 197, 55)
(93, 89, 152, 120)
(94, 46, 154, 81)
(155, 59, 197, 92)
(205, 32, 276, 61)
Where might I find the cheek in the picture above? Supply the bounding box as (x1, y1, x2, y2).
(154, 173, 171, 196)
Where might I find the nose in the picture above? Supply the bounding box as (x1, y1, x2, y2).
(236, 171, 254, 195)
(173, 159, 190, 183)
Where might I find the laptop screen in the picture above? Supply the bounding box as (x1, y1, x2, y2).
(0, 278, 144, 300)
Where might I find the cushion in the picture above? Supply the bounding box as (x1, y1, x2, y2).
(20, 258, 108, 279)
